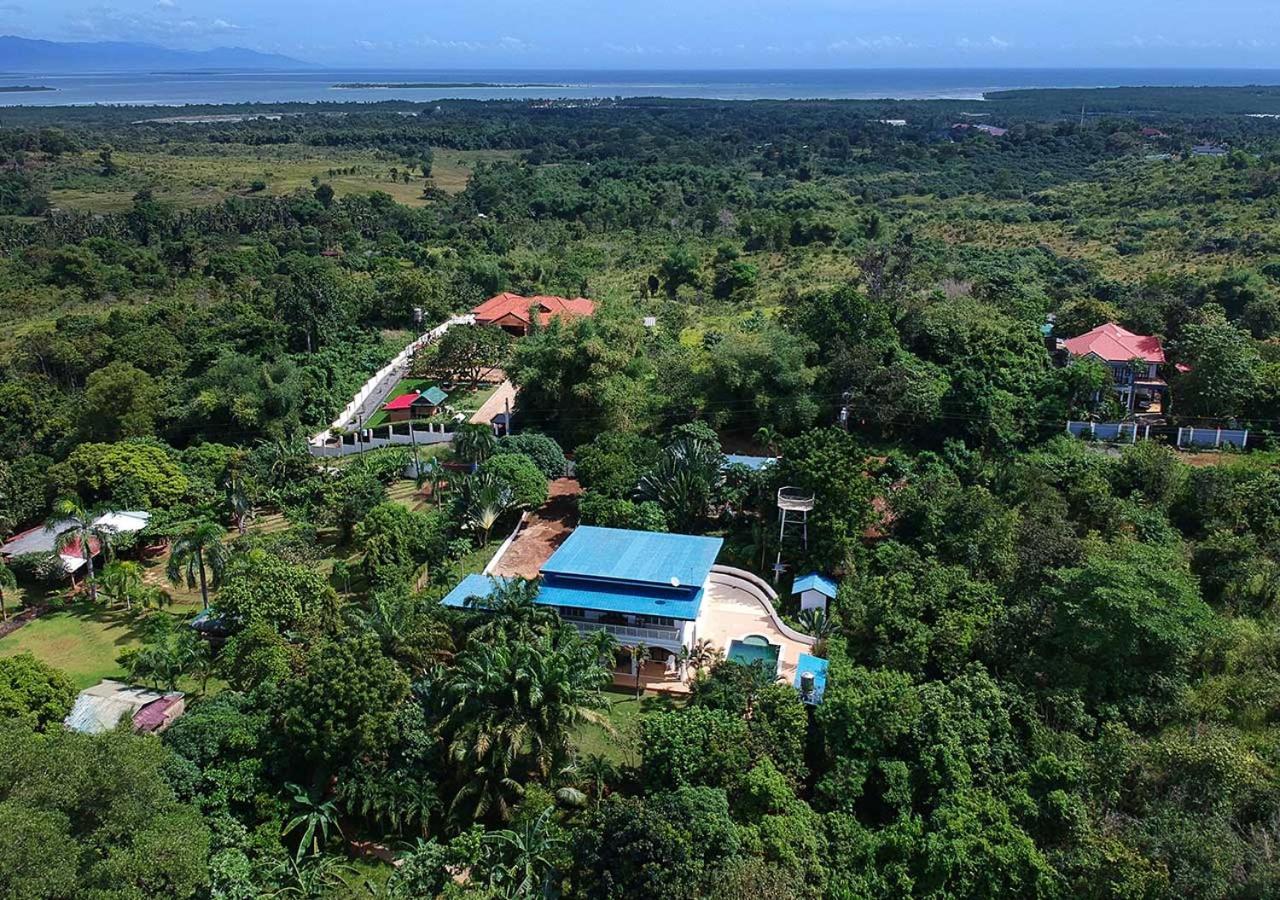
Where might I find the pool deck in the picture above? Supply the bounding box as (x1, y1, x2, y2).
(697, 570, 813, 685)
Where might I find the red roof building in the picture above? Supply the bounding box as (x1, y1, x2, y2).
(1062, 322, 1165, 364)
(1062, 322, 1169, 414)
(471, 293, 596, 336)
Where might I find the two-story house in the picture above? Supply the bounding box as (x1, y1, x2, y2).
(1062, 322, 1169, 414)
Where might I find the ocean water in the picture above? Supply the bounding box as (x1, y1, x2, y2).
(2, 67, 1280, 107)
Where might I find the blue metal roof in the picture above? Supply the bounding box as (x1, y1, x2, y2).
(792, 573, 838, 598)
(539, 577, 705, 621)
(440, 574, 509, 609)
(541, 526, 722, 590)
(723, 454, 777, 471)
(439, 572, 704, 620)
(794, 653, 829, 705)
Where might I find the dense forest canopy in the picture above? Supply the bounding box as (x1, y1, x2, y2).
(3, 88, 1280, 897)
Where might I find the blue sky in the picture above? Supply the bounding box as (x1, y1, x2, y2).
(5, 0, 1280, 68)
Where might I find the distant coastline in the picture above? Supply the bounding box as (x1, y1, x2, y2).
(0, 85, 55, 93)
(332, 81, 562, 90)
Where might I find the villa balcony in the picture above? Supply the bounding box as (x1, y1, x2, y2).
(559, 615, 681, 645)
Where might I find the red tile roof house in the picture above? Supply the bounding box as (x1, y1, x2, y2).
(471, 293, 596, 336)
(1062, 322, 1170, 414)
(382, 386, 449, 423)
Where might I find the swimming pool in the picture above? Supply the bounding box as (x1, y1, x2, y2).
(727, 635, 780, 671)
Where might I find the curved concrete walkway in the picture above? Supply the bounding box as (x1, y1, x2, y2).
(700, 567, 816, 683)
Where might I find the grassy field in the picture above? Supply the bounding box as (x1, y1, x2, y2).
(44, 145, 521, 214)
(0, 599, 203, 689)
(572, 690, 684, 767)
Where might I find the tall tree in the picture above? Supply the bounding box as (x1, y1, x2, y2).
(47, 496, 114, 603)
(166, 520, 229, 610)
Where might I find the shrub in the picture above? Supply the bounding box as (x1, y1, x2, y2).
(494, 432, 566, 478)
(477, 453, 548, 510)
(579, 491, 667, 532)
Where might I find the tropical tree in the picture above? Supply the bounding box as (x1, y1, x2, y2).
(466, 478, 515, 546)
(166, 520, 229, 610)
(574, 754, 618, 807)
(483, 807, 565, 899)
(754, 424, 782, 456)
(454, 423, 499, 466)
(283, 783, 343, 861)
(98, 560, 144, 611)
(678, 638, 723, 678)
(47, 496, 114, 603)
(0, 560, 14, 621)
(442, 630, 610, 823)
(798, 607, 834, 640)
(223, 460, 252, 535)
(629, 642, 651, 697)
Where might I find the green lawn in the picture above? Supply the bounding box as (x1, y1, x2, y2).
(0, 600, 202, 689)
(366, 380, 498, 429)
(573, 690, 685, 767)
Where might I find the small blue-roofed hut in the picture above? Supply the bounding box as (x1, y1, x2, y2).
(792, 572, 837, 613)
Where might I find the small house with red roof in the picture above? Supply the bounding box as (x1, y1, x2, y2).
(1062, 322, 1169, 413)
(471, 292, 596, 336)
(382, 386, 449, 423)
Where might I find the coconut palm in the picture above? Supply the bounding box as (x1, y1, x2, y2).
(628, 642, 651, 697)
(453, 422, 498, 465)
(166, 519, 229, 610)
(47, 496, 115, 603)
(483, 807, 565, 899)
(283, 783, 344, 861)
(0, 560, 14, 621)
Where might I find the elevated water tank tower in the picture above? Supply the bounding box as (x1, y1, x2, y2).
(774, 486, 815, 582)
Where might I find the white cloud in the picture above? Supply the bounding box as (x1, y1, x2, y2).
(956, 35, 1012, 50)
(65, 5, 244, 41)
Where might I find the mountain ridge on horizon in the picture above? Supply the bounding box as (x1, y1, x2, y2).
(0, 35, 316, 74)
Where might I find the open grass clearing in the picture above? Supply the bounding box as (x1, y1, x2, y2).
(572, 690, 685, 767)
(43, 146, 521, 214)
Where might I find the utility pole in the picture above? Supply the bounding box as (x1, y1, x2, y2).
(504, 395, 513, 437)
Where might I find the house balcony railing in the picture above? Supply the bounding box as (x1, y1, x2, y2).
(562, 617, 681, 645)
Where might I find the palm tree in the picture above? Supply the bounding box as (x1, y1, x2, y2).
(468, 479, 514, 547)
(166, 520, 229, 610)
(754, 424, 782, 456)
(798, 607, 834, 640)
(443, 635, 609, 823)
(99, 560, 144, 611)
(47, 497, 115, 603)
(629, 642, 651, 697)
(265, 853, 355, 898)
(283, 783, 344, 861)
(0, 560, 14, 621)
(575, 754, 618, 807)
(678, 638, 722, 679)
(416, 456, 446, 507)
(483, 807, 565, 899)
(223, 462, 252, 535)
(453, 422, 498, 466)
(470, 577, 555, 641)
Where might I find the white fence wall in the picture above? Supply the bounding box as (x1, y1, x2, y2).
(309, 314, 475, 446)
(307, 423, 455, 458)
